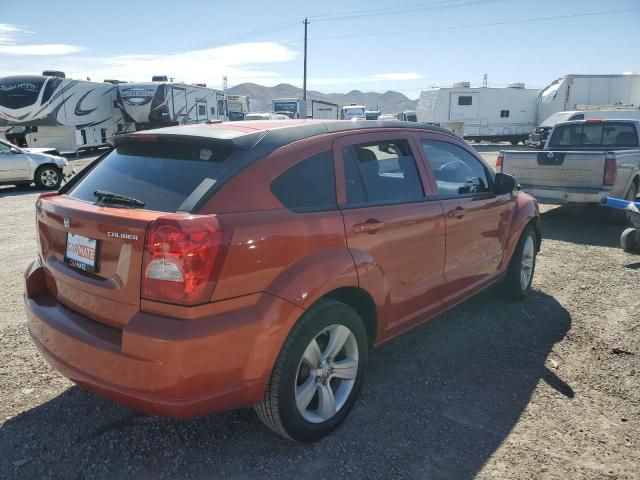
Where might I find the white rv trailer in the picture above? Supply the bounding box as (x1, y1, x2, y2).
(116, 79, 227, 130)
(417, 82, 539, 143)
(0, 72, 131, 153)
(311, 100, 339, 119)
(227, 95, 250, 121)
(536, 74, 640, 124)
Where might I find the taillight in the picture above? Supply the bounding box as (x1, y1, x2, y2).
(603, 153, 617, 186)
(142, 214, 227, 305)
(496, 152, 504, 172)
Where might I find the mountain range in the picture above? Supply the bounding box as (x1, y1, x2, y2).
(227, 83, 419, 115)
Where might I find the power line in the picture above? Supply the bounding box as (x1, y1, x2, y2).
(306, 8, 640, 42)
(67, 19, 303, 75)
(310, 0, 511, 23)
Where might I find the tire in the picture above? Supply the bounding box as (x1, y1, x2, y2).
(510, 140, 519, 146)
(620, 228, 640, 253)
(255, 299, 368, 442)
(499, 225, 537, 299)
(34, 165, 62, 190)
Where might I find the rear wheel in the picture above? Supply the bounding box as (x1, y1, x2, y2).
(499, 225, 537, 299)
(255, 299, 368, 441)
(510, 140, 519, 146)
(34, 165, 62, 190)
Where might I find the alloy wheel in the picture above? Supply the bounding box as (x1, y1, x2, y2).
(294, 324, 359, 424)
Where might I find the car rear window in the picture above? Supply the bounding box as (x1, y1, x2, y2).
(548, 122, 639, 149)
(68, 137, 251, 212)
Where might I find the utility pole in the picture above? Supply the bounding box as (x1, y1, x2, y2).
(303, 17, 309, 101)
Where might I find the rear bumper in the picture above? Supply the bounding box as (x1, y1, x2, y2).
(24, 258, 304, 417)
(519, 185, 613, 204)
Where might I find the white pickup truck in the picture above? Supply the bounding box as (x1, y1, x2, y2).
(499, 119, 640, 213)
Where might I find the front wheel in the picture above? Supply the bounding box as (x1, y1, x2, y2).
(255, 299, 368, 441)
(499, 225, 538, 299)
(34, 165, 62, 190)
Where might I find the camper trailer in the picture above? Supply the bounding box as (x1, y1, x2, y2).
(536, 74, 640, 124)
(116, 79, 227, 130)
(311, 100, 339, 119)
(0, 72, 131, 153)
(416, 82, 539, 144)
(272, 98, 307, 119)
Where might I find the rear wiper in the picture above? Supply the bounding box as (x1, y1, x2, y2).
(94, 190, 145, 207)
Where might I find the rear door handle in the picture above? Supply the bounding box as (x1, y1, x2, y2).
(447, 206, 466, 218)
(352, 219, 385, 233)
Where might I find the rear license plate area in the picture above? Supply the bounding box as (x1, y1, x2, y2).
(64, 233, 98, 273)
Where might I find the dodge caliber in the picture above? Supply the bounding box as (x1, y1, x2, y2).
(25, 120, 541, 441)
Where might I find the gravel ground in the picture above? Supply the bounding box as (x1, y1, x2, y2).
(0, 148, 638, 479)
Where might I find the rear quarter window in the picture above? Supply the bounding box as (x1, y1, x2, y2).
(271, 151, 336, 212)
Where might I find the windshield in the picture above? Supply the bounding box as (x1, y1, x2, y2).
(68, 138, 247, 212)
(540, 111, 577, 127)
(548, 122, 639, 149)
(344, 108, 365, 117)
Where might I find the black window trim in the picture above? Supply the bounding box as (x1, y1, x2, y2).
(337, 137, 429, 209)
(418, 136, 497, 200)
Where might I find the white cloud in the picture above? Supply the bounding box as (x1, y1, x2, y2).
(0, 44, 83, 55)
(372, 73, 424, 81)
(0, 23, 81, 56)
(48, 42, 296, 87)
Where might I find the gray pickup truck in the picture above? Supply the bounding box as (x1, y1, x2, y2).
(499, 120, 640, 212)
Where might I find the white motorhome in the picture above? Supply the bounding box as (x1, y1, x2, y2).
(116, 79, 227, 130)
(417, 82, 539, 144)
(0, 72, 131, 153)
(272, 98, 307, 119)
(340, 104, 366, 120)
(536, 74, 640, 124)
(311, 100, 339, 119)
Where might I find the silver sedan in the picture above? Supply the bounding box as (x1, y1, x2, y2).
(0, 139, 75, 189)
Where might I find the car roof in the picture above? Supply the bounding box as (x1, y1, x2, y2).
(556, 118, 640, 126)
(128, 120, 454, 154)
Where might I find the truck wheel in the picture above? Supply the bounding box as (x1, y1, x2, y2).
(499, 225, 538, 300)
(608, 181, 638, 225)
(620, 228, 640, 253)
(34, 165, 62, 190)
(510, 140, 519, 146)
(255, 299, 368, 442)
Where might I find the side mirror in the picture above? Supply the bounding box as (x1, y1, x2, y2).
(494, 172, 516, 194)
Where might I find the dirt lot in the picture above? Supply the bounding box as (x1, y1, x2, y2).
(0, 148, 638, 479)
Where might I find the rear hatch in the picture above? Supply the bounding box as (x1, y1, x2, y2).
(36, 133, 255, 328)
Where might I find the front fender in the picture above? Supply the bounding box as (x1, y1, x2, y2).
(500, 192, 540, 270)
(264, 247, 359, 310)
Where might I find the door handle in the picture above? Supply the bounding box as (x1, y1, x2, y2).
(447, 206, 466, 218)
(352, 219, 385, 233)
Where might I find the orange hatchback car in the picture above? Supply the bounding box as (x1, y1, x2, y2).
(25, 120, 540, 441)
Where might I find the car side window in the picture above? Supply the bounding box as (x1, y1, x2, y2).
(0, 142, 12, 155)
(271, 151, 336, 212)
(421, 139, 490, 197)
(342, 139, 425, 206)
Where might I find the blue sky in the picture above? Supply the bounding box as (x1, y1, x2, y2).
(1, 0, 639, 98)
